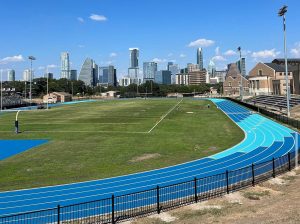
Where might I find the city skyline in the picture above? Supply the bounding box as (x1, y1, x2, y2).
(0, 0, 300, 81)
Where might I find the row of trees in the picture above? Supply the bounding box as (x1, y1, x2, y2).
(1, 79, 222, 98)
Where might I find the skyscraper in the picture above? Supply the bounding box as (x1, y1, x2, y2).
(197, 48, 203, 70)
(155, 70, 171, 85)
(128, 48, 139, 84)
(78, 58, 94, 86)
(99, 65, 116, 86)
(93, 62, 98, 86)
(70, 70, 77, 81)
(143, 62, 157, 82)
(7, 69, 15, 81)
(207, 60, 216, 77)
(44, 72, 54, 79)
(23, 69, 33, 82)
(129, 48, 139, 68)
(236, 57, 246, 77)
(60, 52, 70, 79)
(168, 64, 180, 84)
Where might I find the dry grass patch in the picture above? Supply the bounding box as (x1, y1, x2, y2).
(129, 153, 161, 163)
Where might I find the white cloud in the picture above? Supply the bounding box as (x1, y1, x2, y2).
(215, 47, 220, 55)
(212, 55, 226, 62)
(224, 50, 237, 56)
(77, 17, 84, 23)
(188, 38, 215, 48)
(89, 14, 107, 22)
(290, 42, 300, 57)
(152, 58, 167, 63)
(38, 66, 45, 70)
(47, 64, 57, 68)
(251, 49, 280, 59)
(0, 55, 25, 64)
(78, 44, 85, 48)
(167, 53, 173, 57)
(179, 54, 186, 58)
(110, 52, 117, 57)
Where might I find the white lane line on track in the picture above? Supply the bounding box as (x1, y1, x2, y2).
(0, 100, 295, 213)
(0, 102, 286, 203)
(147, 98, 183, 133)
(0, 101, 284, 200)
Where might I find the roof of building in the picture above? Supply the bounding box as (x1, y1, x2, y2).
(272, 58, 300, 63)
(52, 92, 72, 96)
(264, 63, 286, 72)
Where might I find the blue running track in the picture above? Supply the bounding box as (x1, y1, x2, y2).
(0, 98, 299, 221)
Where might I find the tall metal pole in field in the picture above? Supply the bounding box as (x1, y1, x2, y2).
(237, 47, 243, 101)
(28, 56, 36, 108)
(46, 65, 49, 110)
(278, 5, 290, 117)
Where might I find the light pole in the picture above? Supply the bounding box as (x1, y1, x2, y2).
(46, 65, 49, 110)
(237, 47, 243, 101)
(28, 56, 36, 108)
(278, 5, 290, 117)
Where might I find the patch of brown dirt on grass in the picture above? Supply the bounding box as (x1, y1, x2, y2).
(129, 153, 161, 163)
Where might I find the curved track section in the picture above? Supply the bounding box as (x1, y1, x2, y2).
(0, 99, 298, 219)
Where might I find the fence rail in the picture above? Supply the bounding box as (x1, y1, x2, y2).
(0, 151, 298, 224)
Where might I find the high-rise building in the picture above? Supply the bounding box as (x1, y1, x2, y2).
(61, 52, 70, 79)
(207, 60, 216, 77)
(143, 62, 157, 82)
(128, 48, 139, 84)
(44, 72, 54, 79)
(168, 64, 180, 84)
(78, 58, 94, 86)
(129, 48, 139, 68)
(155, 70, 171, 85)
(236, 57, 246, 77)
(214, 70, 227, 83)
(197, 48, 203, 70)
(70, 70, 77, 81)
(93, 62, 98, 86)
(99, 65, 116, 86)
(7, 69, 15, 81)
(23, 69, 33, 82)
(187, 63, 200, 72)
(167, 62, 174, 70)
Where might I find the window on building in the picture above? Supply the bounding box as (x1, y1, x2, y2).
(229, 82, 232, 87)
(258, 70, 263, 76)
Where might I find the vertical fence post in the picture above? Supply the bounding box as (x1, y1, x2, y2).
(226, 170, 229, 194)
(288, 152, 291, 171)
(57, 205, 60, 224)
(272, 158, 276, 178)
(156, 185, 160, 214)
(194, 177, 198, 203)
(252, 163, 255, 187)
(111, 194, 115, 224)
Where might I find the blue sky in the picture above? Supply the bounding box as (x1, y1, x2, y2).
(0, 0, 300, 81)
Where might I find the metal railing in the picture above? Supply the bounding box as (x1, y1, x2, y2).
(0, 151, 298, 224)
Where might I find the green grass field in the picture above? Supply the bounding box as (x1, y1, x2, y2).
(0, 98, 244, 191)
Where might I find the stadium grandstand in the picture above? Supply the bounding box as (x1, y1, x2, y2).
(0, 94, 26, 109)
(246, 95, 300, 112)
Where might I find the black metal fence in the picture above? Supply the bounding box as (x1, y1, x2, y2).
(227, 97, 300, 130)
(0, 151, 298, 224)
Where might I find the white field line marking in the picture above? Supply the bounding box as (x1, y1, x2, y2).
(148, 98, 183, 133)
(0, 130, 147, 134)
